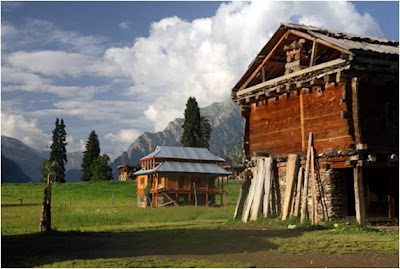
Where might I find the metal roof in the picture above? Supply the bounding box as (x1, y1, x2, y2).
(133, 161, 231, 176)
(140, 146, 225, 162)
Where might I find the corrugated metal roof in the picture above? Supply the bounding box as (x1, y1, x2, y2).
(133, 161, 231, 176)
(140, 146, 225, 162)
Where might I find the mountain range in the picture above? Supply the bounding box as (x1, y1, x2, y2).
(110, 100, 243, 177)
(1, 100, 243, 182)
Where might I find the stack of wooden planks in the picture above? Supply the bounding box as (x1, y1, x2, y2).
(235, 132, 324, 224)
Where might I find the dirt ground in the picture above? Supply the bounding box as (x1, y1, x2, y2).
(2, 227, 398, 268)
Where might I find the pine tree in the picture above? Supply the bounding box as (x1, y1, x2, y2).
(90, 154, 113, 181)
(181, 97, 211, 148)
(81, 130, 101, 181)
(181, 97, 202, 147)
(48, 118, 67, 183)
(199, 116, 211, 148)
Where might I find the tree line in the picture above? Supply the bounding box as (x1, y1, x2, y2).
(41, 119, 112, 182)
(41, 97, 211, 182)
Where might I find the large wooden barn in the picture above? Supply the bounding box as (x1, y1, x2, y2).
(231, 23, 398, 224)
(134, 146, 231, 207)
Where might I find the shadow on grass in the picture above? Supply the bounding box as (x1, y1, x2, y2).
(1, 203, 41, 207)
(2, 227, 307, 267)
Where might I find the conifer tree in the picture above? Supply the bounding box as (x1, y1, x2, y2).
(81, 130, 100, 181)
(48, 118, 67, 182)
(181, 97, 211, 148)
(90, 154, 113, 181)
(181, 97, 201, 147)
(199, 116, 211, 148)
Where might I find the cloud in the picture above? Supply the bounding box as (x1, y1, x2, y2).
(105, 129, 142, 157)
(1, 113, 50, 151)
(103, 0, 382, 131)
(119, 21, 130, 30)
(2, 19, 107, 55)
(105, 129, 142, 144)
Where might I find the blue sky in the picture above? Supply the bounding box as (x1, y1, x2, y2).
(1, 1, 399, 159)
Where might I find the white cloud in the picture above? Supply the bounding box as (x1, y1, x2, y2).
(103, 0, 382, 131)
(105, 129, 142, 157)
(119, 21, 130, 30)
(105, 129, 141, 144)
(1, 113, 50, 151)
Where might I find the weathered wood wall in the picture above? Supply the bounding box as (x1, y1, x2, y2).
(248, 82, 354, 156)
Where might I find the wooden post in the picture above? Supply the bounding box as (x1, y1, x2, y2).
(250, 158, 266, 221)
(193, 182, 198, 207)
(310, 147, 319, 225)
(299, 92, 306, 151)
(282, 154, 300, 220)
(188, 179, 191, 203)
(155, 174, 159, 207)
(234, 175, 250, 220)
(294, 167, 303, 217)
(353, 166, 366, 225)
(263, 157, 273, 217)
(301, 133, 313, 223)
(309, 41, 318, 67)
(206, 180, 209, 206)
(226, 177, 229, 206)
(221, 177, 224, 205)
(351, 77, 362, 144)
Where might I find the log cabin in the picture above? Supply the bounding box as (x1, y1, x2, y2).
(133, 146, 231, 207)
(231, 23, 399, 224)
(117, 164, 140, 181)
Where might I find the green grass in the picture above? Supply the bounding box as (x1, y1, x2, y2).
(36, 257, 253, 268)
(2, 181, 399, 268)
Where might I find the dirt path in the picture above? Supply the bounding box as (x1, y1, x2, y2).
(2, 229, 398, 268)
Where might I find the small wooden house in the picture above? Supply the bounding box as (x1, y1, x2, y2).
(134, 146, 231, 207)
(118, 164, 140, 181)
(231, 23, 398, 224)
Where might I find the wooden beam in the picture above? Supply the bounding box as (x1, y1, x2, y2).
(299, 91, 306, 151)
(351, 77, 362, 144)
(239, 32, 289, 91)
(261, 66, 266, 82)
(310, 147, 319, 225)
(309, 41, 318, 67)
(263, 157, 273, 217)
(237, 58, 348, 98)
(353, 166, 366, 225)
(288, 29, 351, 55)
(282, 154, 300, 220)
(301, 133, 313, 223)
(293, 167, 304, 217)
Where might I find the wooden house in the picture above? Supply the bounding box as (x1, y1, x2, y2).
(231, 23, 398, 224)
(133, 146, 231, 207)
(117, 164, 140, 181)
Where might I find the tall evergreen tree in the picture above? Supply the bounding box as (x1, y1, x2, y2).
(181, 97, 211, 148)
(181, 97, 201, 147)
(81, 130, 101, 181)
(49, 118, 67, 182)
(199, 116, 211, 148)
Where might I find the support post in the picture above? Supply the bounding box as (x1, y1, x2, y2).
(206, 180, 209, 206)
(294, 167, 303, 217)
(299, 91, 306, 151)
(353, 166, 366, 225)
(301, 133, 313, 223)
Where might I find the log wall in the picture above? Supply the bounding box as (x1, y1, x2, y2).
(249, 82, 354, 156)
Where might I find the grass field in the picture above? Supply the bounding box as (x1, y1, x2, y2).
(2, 181, 399, 268)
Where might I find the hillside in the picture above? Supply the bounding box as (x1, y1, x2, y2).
(1, 135, 83, 182)
(111, 100, 243, 177)
(1, 136, 45, 182)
